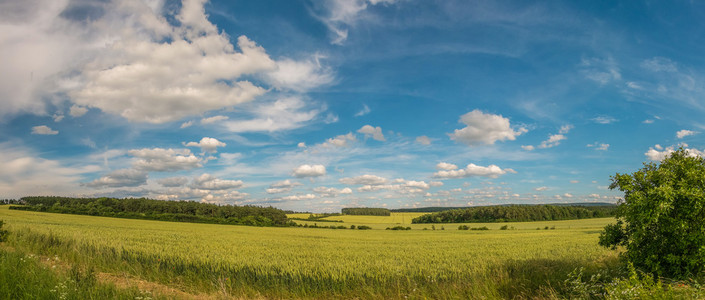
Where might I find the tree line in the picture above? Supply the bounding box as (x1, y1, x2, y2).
(341, 207, 391, 216)
(412, 204, 616, 223)
(10, 196, 289, 227)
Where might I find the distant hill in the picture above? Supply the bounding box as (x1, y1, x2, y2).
(391, 202, 616, 213)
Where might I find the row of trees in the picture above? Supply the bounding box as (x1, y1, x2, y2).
(341, 207, 391, 216)
(412, 204, 616, 223)
(11, 196, 289, 227)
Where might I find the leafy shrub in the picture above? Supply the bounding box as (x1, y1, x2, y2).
(356, 225, 372, 230)
(386, 226, 411, 230)
(458, 225, 469, 230)
(500, 225, 509, 230)
(0, 220, 7, 242)
(471, 226, 489, 231)
(600, 148, 705, 278)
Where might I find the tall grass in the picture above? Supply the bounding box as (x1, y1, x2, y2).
(0, 248, 160, 299)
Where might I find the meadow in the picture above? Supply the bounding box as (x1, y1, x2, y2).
(0, 206, 620, 299)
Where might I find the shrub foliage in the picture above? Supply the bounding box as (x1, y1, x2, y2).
(599, 148, 705, 278)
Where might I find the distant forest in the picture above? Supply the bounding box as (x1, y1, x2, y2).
(341, 207, 391, 216)
(393, 202, 615, 213)
(10, 196, 289, 227)
(411, 204, 616, 223)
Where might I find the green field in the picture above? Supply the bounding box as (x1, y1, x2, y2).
(0, 206, 619, 299)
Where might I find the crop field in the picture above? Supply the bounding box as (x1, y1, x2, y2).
(0, 206, 619, 299)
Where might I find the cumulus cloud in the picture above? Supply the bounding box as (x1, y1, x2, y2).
(534, 186, 549, 191)
(292, 164, 326, 177)
(339, 174, 388, 185)
(676, 130, 698, 139)
(357, 125, 385, 141)
(280, 194, 317, 201)
(415, 136, 431, 145)
(266, 179, 302, 194)
(313, 186, 353, 197)
(521, 145, 535, 151)
(539, 134, 566, 149)
(2, 0, 331, 126)
(31, 125, 58, 135)
(436, 162, 458, 171)
(645, 144, 705, 161)
(433, 163, 516, 179)
(322, 133, 357, 148)
(69, 105, 88, 117)
(85, 169, 148, 188)
(191, 173, 243, 190)
(355, 179, 432, 194)
(449, 110, 527, 146)
(264, 55, 334, 92)
(184, 137, 226, 153)
(223, 97, 322, 133)
(128, 148, 201, 172)
(157, 176, 189, 187)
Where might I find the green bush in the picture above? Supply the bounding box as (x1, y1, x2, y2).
(0, 220, 7, 242)
(600, 148, 705, 278)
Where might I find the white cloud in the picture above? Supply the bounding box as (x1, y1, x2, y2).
(587, 142, 609, 151)
(355, 104, 371, 117)
(641, 57, 678, 73)
(70, 5, 276, 124)
(69, 105, 88, 117)
(429, 181, 444, 187)
(128, 148, 201, 172)
(521, 145, 535, 151)
(180, 121, 194, 129)
(415, 136, 431, 145)
(297, 142, 306, 148)
(591, 116, 617, 124)
(580, 57, 621, 85)
(31, 125, 58, 135)
(676, 130, 698, 139)
(538, 134, 566, 149)
(266, 179, 302, 194)
(264, 55, 334, 92)
(322, 133, 357, 148)
(449, 110, 527, 146)
(432, 163, 516, 179)
(184, 137, 226, 153)
(157, 177, 189, 187)
(191, 173, 243, 190)
(357, 125, 385, 141)
(340, 174, 388, 185)
(643, 119, 654, 124)
(316, 0, 397, 44)
(559, 124, 573, 134)
(85, 169, 148, 188)
(645, 144, 705, 161)
(0, 143, 99, 197)
(280, 194, 317, 201)
(436, 162, 458, 171)
(534, 186, 549, 191)
(223, 97, 321, 133)
(292, 164, 326, 177)
(201, 115, 229, 125)
(313, 186, 353, 197)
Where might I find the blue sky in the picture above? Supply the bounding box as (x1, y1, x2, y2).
(1, 0, 704, 212)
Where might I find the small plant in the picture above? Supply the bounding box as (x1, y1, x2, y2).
(350, 225, 356, 229)
(0, 220, 7, 242)
(458, 225, 469, 230)
(357, 225, 372, 230)
(499, 225, 508, 230)
(471, 226, 489, 231)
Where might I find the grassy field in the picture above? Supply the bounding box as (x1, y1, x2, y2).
(0, 206, 620, 299)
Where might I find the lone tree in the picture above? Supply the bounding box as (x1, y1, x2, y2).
(600, 148, 705, 278)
